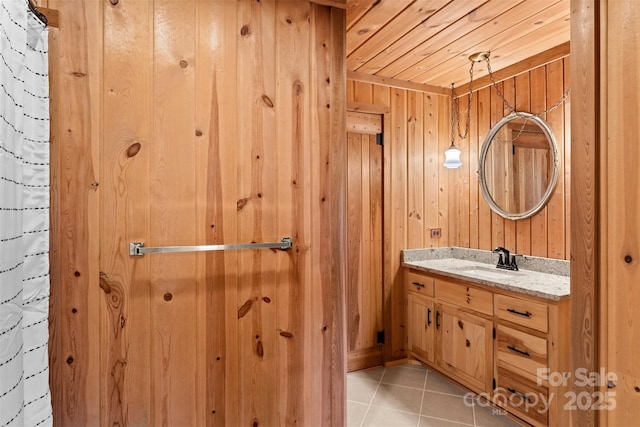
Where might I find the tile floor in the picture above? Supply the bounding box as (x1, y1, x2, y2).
(347, 363, 524, 427)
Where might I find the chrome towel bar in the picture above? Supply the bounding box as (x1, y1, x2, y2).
(129, 237, 293, 257)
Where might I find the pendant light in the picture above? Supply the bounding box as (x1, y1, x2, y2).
(443, 52, 489, 169)
(443, 143, 462, 169)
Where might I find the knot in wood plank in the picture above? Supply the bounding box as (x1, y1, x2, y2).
(126, 142, 141, 158)
(261, 95, 274, 108)
(256, 340, 264, 358)
(237, 198, 249, 212)
(99, 272, 112, 294)
(237, 297, 258, 318)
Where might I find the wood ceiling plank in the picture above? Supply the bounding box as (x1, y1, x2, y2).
(439, 24, 568, 85)
(346, 0, 413, 56)
(346, 0, 450, 71)
(393, 0, 568, 82)
(352, 0, 493, 74)
(373, 0, 536, 78)
(425, 13, 570, 87)
(454, 42, 570, 94)
(347, 0, 378, 30)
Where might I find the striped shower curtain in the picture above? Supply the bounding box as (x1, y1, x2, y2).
(0, 0, 52, 426)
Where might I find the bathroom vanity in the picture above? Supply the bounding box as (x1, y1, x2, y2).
(403, 248, 570, 427)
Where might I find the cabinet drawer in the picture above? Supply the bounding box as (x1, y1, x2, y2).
(496, 366, 549, 426)
(496, 325, 548, 380)
(406, 269, 435, 296)
(495, 294, 548, 333)
(436, 279, 493, 316)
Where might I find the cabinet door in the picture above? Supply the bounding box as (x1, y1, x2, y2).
(437, 304, 493, 392)
(407, 293, 436, 363)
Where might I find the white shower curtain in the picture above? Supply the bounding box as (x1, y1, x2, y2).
(0, 1, 51, 426)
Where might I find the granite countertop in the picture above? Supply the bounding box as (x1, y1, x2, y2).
(402, 247, 570, 301)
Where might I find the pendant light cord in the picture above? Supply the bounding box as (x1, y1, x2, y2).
(484, 56, 570, 118)
(450, 61, 475, 146)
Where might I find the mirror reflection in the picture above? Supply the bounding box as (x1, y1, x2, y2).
(479, 112, 558, 220)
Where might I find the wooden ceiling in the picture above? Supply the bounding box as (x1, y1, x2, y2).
(346, 0, 570, 90)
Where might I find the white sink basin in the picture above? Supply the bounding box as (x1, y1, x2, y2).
(456, 266, 517, 280)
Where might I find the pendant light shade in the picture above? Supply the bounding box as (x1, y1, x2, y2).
(443, 144, 462, 169)
(445, 54, 488, 170)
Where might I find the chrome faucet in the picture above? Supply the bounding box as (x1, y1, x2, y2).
(493, 247, 519, 271)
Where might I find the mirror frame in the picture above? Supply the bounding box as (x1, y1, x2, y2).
(478, 112, 559, 220)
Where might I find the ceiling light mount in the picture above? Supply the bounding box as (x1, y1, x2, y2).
(468, 51, 490, 63)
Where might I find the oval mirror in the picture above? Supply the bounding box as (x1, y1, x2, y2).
(478, 112, 559, 220)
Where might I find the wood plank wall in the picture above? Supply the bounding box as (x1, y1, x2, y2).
(602, 0, 640, 425)
(348, 56, 571, 361)
(46, 1, 346, 425)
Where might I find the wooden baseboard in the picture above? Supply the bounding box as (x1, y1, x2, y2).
(383, 358, 410, 367)
(347, 347, 383, 372)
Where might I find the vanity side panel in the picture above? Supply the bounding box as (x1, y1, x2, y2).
(547, 299, 571, 426)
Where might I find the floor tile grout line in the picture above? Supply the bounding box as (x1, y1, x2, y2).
(377, 378, 469, 397)
(417, 369, 429, 426)
(422, 388, 468, 397)
(358, 366, 385, 427)
(420, 415, 474, 426)
(378, 381, 427, 392)
(472, 394, 477, 427)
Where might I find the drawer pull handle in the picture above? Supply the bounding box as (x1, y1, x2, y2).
(507, 345, 530, 357)
(507, 387, 531, 403)
(507, 308, 532, 318)
(427, 308, 432, 326)
(412, 281, 425, 288)
(436, 310, 440, 330)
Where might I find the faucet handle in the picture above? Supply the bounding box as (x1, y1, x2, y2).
(509, 254, 521, 271)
